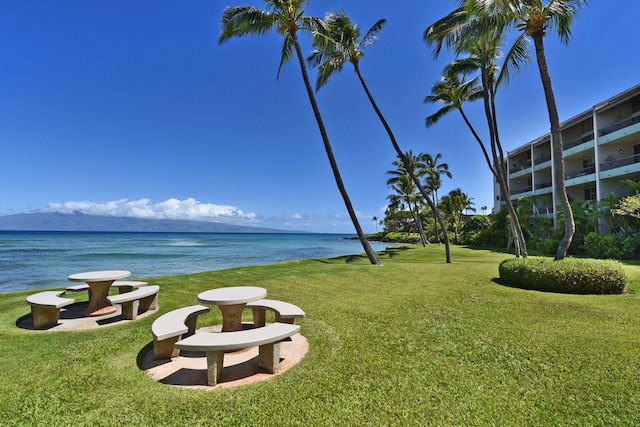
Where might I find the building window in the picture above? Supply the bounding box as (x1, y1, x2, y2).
(584, 187, 596, 201)
(583, 158, 595, 174)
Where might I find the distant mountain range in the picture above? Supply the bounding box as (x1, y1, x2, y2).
(0, 213, 297, 233)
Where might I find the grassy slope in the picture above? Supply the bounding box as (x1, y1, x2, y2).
(0, 245, 639, 426)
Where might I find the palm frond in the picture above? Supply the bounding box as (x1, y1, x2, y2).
(360, 19, 386, 50)
(424, 7, 473, 58)
(446, 57, 481, 77)
(496, 32, 530, 88)
(277, 34, 295, 79)
(219, 6, 276, 44)
(315, 57, 344, 91)
(545, 0, 588, 43)
(425, 105, 456, 127)
(299, 15, 324, 34)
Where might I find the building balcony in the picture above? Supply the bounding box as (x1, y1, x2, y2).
(510, 185, 532, 196)
(534, 154, 551, 165)
(563, 132, 594, 150)
(599, 114, 640, 137)
(565, 165, 595, 180)
(599, 154, 640, 179)
(535, 181, 553, 190)
(509, 159, 532, 174)
(600, 154, 640, 172)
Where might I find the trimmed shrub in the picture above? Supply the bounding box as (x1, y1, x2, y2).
(499, 257, 627, 294)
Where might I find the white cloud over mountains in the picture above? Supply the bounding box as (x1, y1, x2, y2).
(39, 198, 380, 233)
(43, 198, 257, 223)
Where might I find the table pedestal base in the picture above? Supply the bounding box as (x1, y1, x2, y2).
(218, 304, 247, 332)
(82, 281, 116, 317)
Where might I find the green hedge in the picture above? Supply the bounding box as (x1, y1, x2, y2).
(498, 257, 627, 294)
(583, 232, 640, 260)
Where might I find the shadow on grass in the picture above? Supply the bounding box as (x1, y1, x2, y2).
(136, 341, 155, 371)
(491, 277, 534, 292)
(492, 277, 634, 295)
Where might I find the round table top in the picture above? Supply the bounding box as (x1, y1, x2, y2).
(68, 270, 131, 282)
(197, 286, 267, 306)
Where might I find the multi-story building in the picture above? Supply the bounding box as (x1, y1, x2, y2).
(494, 83, 640, 227)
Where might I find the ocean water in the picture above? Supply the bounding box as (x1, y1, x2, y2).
(0, 231, 387, 293)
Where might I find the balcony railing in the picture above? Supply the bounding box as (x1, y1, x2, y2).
(534, 154, 552, 165)
(565, 165, 595, 180)
(509, 159, 532, 174)
(535, 181, 552, 190)
(599, 114, 640, 136)
(600, 154, 640, 172)
(510, 185, 532, 195)
(563, 132, 594, 150)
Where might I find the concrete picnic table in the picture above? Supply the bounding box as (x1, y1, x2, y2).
(197, 286, 267, 332)
(68, 270, 131, 316)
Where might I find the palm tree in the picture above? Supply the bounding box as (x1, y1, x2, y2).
(462, 0, 588, 260)
(462, 193, 476, 215)
(422, 153, 452, 204)
(440, 188, 474, 244)
(387, 155, 430, 246)
(421, 152, 452, 242)
(424, 28, 530, 257)
(425, 71, 495, 175)
(308, 9, 451, 263)
(372, 216, 379, 232)
(219, 1, 380, 265)
(481, 205, 488, 215)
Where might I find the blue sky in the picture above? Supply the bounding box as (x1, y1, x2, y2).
(1, 1, 638, 233)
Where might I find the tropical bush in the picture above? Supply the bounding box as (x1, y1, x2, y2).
(499, 256, 627, 294)
(467, 209, 508, 247)
(583, 232, 640, 260)
(459, 215, 490, 244)
(527, 235, 561, 256)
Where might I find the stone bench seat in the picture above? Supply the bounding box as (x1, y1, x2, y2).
(246, 299, 305, 327)
(66, 280, 149, 294)
(151, 305, 211, 360)
(27, 290, 75, 329)
(107, 285, 159, 320)
(175, 322, 300, 386)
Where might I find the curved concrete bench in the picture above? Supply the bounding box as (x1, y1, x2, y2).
(151, 305, 210, 360)
(66, 280, 148, 295)
(27, 291, 75, 329)
(175, 322, 300, 386)
(246, 299, 305, 327)
(107, 285, 159, 320)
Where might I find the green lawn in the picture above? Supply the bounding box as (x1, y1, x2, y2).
(1, 245, 639, 426)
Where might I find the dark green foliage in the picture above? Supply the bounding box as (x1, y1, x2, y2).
(467, 208, 508, 247)
(459, 215, 490, 244)
(462, 215, 490, 232)
(499, 257, 627, 294)
(528, 235, 561, 255)
(584, 232, 640, 260)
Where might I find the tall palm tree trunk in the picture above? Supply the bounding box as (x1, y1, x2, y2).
(490, 90, 527, 258)
(353, 63, 451, 263)
(458, 109, 496, 176)
(433, 189, 440, 242)
(408, 204, 429, 246)
(457, 107, 526, 256)
(479, 42, 526, 257)
(290, 31, 381, 265)
(532, 35, 574, 261)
